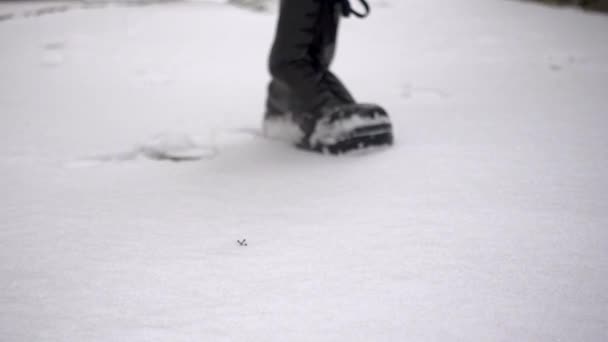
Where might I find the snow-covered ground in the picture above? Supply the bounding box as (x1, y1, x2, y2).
(1, 0, 607, 341)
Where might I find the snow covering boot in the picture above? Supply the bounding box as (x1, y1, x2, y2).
(263, 0, 393, 154)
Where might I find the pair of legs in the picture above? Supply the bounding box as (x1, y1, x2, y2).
(264, 0, 393, 154)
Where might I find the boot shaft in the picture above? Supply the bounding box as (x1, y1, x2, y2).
(269, 0, 342, 75)
(267, 0, 369, 116)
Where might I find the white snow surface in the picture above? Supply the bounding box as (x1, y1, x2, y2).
(1, 0, 608, 341)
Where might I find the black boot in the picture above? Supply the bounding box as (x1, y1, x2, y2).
(264, 0, 393, 154)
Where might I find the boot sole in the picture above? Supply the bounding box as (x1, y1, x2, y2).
(298, 123, 394, 155)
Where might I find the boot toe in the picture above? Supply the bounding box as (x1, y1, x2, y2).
(305, 103, 393, 153)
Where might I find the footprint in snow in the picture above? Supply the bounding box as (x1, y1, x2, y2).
(66, 132, 220, 168)
(139, 133, 218, 162)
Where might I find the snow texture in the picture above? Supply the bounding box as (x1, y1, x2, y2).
(1, 0, 608, 341)
(262, 113, 305, 143)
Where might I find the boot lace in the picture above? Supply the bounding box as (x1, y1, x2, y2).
(338, 0, 370, 18)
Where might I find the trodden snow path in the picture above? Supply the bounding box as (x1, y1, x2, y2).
(1, 0, 608, 341)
